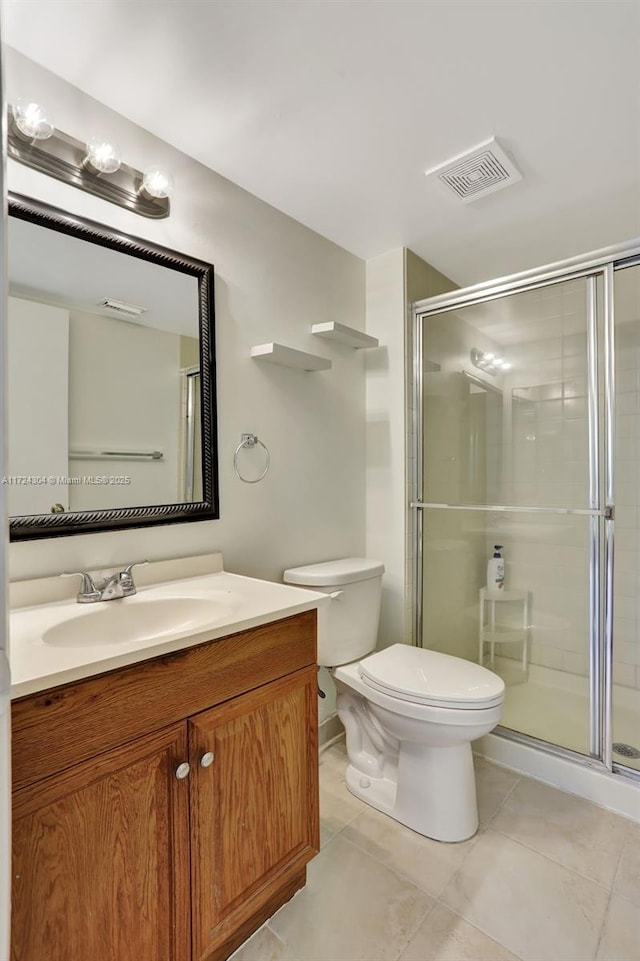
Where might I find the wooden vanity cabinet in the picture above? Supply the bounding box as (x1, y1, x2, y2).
(12, 723, 191, 961)
(10, 610, 320, 961)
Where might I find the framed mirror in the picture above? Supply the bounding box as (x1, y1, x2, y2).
(7, 193, 219, 540)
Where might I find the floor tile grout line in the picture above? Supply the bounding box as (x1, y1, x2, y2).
(334, 813, 482, 903)
(264, 920, 289, 949)
(388, 897, 440, 961)
(322, 765, 521, 898)
(431, 828, 612, 961)
(431, 895, 526, 961)
(320, 798, 367, 838)
(319, 751, 629, 958)
(478, 771, 522, 827)
(292, 828, 439, 961)
(593, 880, 616, 960)
(487, 822, 625, 893)
(237, 766, 627, 961)
(610, 823, 631, 895)
(335, 829, 446, 907)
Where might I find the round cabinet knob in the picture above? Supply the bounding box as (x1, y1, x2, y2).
(175, 762, 190, 780)
(200, 752, 214, 768)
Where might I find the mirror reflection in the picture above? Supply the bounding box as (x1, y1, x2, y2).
(7, 196, 217, 539)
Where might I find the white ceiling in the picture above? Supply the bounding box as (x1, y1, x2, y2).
(3, 0, 640, 286)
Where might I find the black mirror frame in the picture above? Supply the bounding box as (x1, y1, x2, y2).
(8, 192, 219, 540)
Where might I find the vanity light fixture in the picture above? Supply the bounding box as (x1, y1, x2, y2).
(11, 99, 54, 141)
(471, 348, 511, 376)
(141, 165, 174, 200)
(84, 137, 122, 174)
(7, 103, 172, 219)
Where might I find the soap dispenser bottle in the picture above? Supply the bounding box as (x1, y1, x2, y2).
(487, 546, 505, 593)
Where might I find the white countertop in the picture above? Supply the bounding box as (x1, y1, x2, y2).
(9, 562, 327, 699)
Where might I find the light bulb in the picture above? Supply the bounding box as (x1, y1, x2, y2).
(85, 137, 122, 174)
(142, 165, 174, 199)
(500, 362, 512, 370)
(12, 99, 54, 140)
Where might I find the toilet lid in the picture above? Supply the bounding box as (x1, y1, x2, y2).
(358, 644, 505, 709)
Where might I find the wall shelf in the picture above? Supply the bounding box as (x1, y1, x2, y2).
(250, 342, 332, 371)
(311, 322, 379, 349)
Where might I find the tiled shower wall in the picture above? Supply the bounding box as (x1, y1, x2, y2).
(499, 307, 639, 691)
(421, 310, 502, 663)
(612, 315, 640, 690)
(420, 275, 639, 693)
(494, 329, 592, 680)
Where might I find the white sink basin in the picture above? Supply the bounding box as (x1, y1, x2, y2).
(9, 563, 328, 699)
(42, 595, 236, 648)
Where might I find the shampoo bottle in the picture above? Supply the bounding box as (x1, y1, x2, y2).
(487, 545, 505, 592)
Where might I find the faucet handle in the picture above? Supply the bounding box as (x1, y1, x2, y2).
(122, 560, 149, 575)
(61, 571, 99, 598)
(119, 561, 149, 595)
(122, 560, 149, 578)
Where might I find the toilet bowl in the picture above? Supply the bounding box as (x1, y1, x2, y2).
(283, 558, 505, 842)
(334, 647, 503, 841)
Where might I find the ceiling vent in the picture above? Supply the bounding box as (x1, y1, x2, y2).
(425, 137, 522, 203)
(97, 298, 147, 318)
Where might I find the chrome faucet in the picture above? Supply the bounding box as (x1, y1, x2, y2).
(62, 561, 149, 603)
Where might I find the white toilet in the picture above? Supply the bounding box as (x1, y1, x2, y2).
(283, 557, 505, 842)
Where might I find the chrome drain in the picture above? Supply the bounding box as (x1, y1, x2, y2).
(613, 742, 640, 759)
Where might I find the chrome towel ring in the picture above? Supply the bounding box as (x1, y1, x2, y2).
(233, 433, 271, 484)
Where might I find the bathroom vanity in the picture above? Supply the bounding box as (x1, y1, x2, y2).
(8, 560, 323, 961)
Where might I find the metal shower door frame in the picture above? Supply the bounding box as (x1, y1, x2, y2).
(411, 239, 640, 777)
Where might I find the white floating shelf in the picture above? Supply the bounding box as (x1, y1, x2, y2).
(311, 321, 379, 349)
(250, 342, 332, 371)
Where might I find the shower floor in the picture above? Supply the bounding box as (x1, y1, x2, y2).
(486, 657, 640, 771)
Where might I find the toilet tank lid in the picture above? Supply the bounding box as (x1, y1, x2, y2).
(283, 557, 385, 587)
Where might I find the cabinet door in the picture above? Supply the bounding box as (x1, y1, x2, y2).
(11, 723, 190, 961)
(189, 665, 319, 961)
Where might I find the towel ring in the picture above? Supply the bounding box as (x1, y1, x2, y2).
(233, 433, 271, 484)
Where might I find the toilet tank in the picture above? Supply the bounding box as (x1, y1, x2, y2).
(283, 558, 384, 666)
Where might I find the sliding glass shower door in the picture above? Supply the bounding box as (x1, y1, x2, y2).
(414, 270, 612, 762)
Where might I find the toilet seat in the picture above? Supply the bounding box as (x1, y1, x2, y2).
(358, 644, 504, 710)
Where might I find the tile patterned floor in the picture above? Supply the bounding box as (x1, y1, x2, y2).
(231, 741, 640, 961)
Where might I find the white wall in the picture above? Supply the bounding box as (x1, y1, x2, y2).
(6, 49, 368, 614)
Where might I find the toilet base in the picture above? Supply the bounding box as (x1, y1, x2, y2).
(334, 668, 500, 843)
(344, 740, 479, 843)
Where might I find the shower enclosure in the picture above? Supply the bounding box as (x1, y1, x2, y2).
(412, 242, 640, 784)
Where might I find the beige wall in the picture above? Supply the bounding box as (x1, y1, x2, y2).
(7, 48, 367, 591)
(365, 248, 405, 648)
(405, 251, 458, 648)
(5, 50, 368, 733)
(6, 297, 69, 515)
(364, 248, 455, 651)
(179, 336, 199, 369)
(67, 310, 182, 511)
(405, 249, 457, 306)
